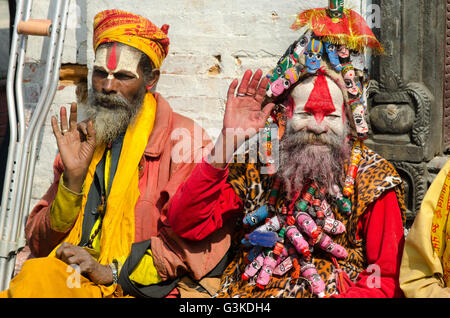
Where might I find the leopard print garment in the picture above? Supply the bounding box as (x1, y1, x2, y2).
(215, 144, 406, 298)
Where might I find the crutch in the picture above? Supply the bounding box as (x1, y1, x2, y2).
(0, 0, 70, 290)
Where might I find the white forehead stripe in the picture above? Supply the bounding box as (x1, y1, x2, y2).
(94, 45, 141, 79)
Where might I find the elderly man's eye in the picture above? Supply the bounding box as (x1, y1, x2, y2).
(295, 112, 312, 119)
(114, 72, 135, 80)
(93, 68, 108, 78)
(326, 114, 340, 120)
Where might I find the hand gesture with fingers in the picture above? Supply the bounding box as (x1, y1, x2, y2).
(208, 70, 275, 169)
(51, 103, 96, 193)
(223, 69, 275, 146)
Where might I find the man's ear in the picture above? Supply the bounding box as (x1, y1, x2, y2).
(146, 68, 160, 90)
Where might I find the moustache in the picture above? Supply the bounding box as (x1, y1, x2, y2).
(92, 92, 130, 110)
(285, 130, 340, 148)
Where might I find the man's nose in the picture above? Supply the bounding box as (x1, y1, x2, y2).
(102, 77, 118, 94)
(307, 122, 328, 134)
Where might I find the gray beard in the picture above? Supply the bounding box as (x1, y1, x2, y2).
(84, 87, 146, 145)
(278, 121, 351, 198)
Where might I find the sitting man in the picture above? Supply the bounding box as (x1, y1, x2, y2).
(0, 9, 232, 298)
(400, 158, 450, 297)
(168, 6, 406, 298)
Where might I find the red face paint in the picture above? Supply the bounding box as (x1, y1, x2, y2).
(107, 42, 118, 71)
(304, 74, 336, 124)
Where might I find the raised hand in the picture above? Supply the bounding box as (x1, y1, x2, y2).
(223, 69, 275, 141)
(209, 70, 274, 169)
(51, 103, 96, 193)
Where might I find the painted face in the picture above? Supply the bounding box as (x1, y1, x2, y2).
(304, 38, 323, 74)
(270, 56, 292, 84)
(350, 50, 365, 70)
(268, 64, 303, 97)
(324, 42, 342, 71)
(337, 45, 349, 58)
(290, 74, 345, 136)
(342, 65, 359, 96)
(350, 100, 369, 139)
(92, 43, 145, 104)
(294, 31, 312, 57)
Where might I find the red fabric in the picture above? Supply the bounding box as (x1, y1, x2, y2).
(168, 160, 405, 298)
(331, 189, 405, 298)
(168, 160, 243, 241)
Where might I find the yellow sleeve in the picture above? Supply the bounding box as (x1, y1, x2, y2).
(400, 159, 450, 298)
(49, 174, 84, 232)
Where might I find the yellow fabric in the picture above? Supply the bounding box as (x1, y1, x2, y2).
(0, 257, 126, 298)
(128, 250, 163, 285)
(93, 9, 170, 68)
(48, 92, 157, 266)
(431, 168, 450, 285)
(49, 141, 161, 286)
(400, 159, 450, 297)
(49, 174, 84, 232)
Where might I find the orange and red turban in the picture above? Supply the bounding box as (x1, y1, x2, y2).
(93, 9, 170, 68)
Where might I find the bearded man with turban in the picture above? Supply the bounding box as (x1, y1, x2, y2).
(168, 5, 407, 298)
(0, 10, 231, 298)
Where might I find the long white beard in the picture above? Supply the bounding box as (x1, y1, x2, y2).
(83, 88, 145, 145)
(278, 121, 350, 198)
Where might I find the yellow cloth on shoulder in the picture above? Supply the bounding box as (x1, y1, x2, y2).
(400, 159, 450, 297)
(49, 92, 156, 266)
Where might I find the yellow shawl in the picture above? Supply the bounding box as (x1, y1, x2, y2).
(49, 92, 157, 265)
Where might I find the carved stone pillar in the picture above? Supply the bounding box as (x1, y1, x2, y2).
(365, 0, 446, 227)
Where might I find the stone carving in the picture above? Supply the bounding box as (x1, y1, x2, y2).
(367, 71, 432, 148)
(391, 161, 428, 222)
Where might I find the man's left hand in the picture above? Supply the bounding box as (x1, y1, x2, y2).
(55, 242, 113, 285)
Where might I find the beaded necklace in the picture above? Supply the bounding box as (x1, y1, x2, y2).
(242, 134, 364, 296)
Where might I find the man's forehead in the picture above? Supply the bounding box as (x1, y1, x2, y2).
(291, 75, 344, 113)
(94, 43, 141, 77)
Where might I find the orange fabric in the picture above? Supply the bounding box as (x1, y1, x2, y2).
(0, 257, 126, 298)
(291, 8, 383, 54)
(93, 9, 170, 68)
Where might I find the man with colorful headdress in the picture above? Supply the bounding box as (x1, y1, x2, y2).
(0, 9, 231, 298)
(399, 159, 450, 297)
(168, 3, 406, 298)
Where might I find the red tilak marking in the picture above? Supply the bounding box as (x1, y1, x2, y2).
(107, 43, 117, 71)
(304, 74, 336, 124)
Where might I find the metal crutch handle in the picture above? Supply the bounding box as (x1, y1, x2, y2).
(17, 19, 52, 36)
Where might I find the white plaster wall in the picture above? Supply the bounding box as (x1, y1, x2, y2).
(24, 0, 368, 207)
